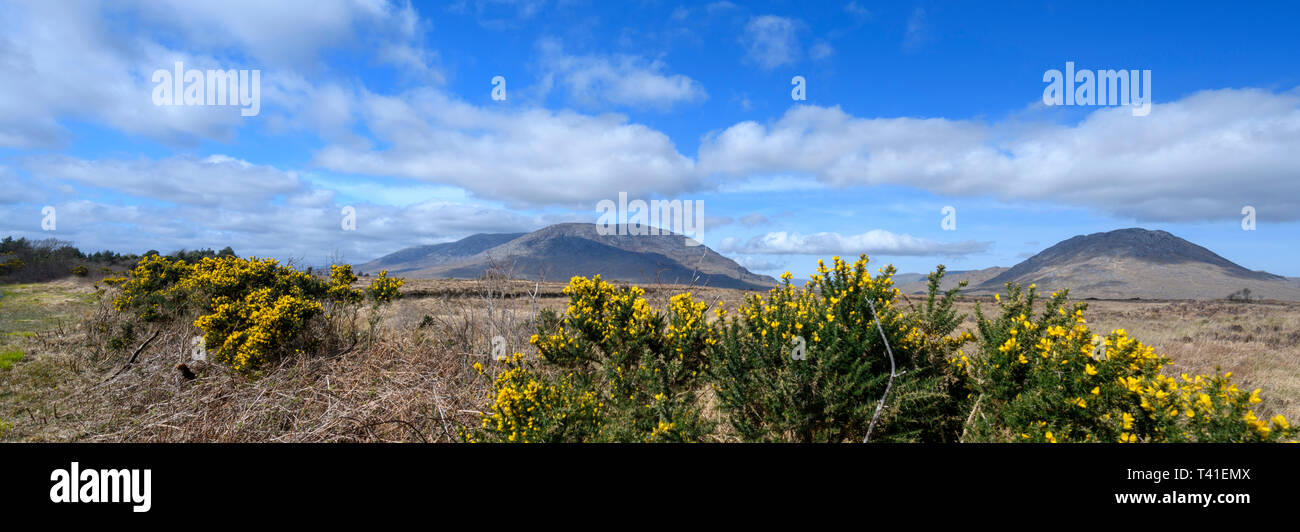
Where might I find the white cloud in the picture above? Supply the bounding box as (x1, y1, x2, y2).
(538, 40, 707, 110)
(720, 230, 991, 257)
(124, 0, 435, 75)
(0, 166, 45, 205)
(844, 2, 871, 20)
(716, 175, 827, 194)
(810, 41, 834, 61)
(699, 88, 1300, 221)
(24, 154, 310, 208)
(0, 153, 554, 264)
(0, 0, 433, 148)
(312, 88, 697, 207)
(740, 16, 801, 70)
(738, 213, 769, 227)
(734, 255, 785, 272)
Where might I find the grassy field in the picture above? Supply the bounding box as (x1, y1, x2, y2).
(2, 276, 1297, 441)
(0, 279, 102, 440)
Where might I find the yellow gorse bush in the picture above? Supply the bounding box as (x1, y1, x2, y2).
(108, 254, 402, 376)
(964, 283, 1296, 443)
(473, 275, 713, 442)
(468, 353, 603, 443)
(194, 287, 321, 374)
(709, 256, 973, 442)
(367, 270, 404, 304)
(328, 264, 363, 304)
(473, 256, 1294, 444)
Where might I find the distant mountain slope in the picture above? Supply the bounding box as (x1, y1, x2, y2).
(895, 267, 1009, 295)
(897, 228, 1300, 300)
(362, 232, 526, 275)
(974, 228, 1300, 300)
(358, 223, 777, 290)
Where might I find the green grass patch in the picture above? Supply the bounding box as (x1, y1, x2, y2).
(0, 281, 97, 336)
(0, 349, 23, 370)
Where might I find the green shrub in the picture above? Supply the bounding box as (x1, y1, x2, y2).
(0, 257, 24, 275)
(469, 353, 605, 443)
(465, 256, 1295, 444)
(960, 283, 1297, 443)
(708, 255, 968, 442)
(366, 270, 404, 304)
(471, 275, 714, 442)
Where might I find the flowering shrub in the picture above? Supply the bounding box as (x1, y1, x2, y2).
(193, 287, 322, 374)
(961, 283, 1296, 443)
(328, 264, 363, 304)
(366, 270, 404, 304)
(110, 254, 195, 321)
(469, 256, 1295, 444)
(108, 255, 402, 376)
(709, 256, 970, 442)
(472, 275, 714, 442)
(469, 353, 604, 443)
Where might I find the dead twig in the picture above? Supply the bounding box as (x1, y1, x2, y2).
(103, 330, 160, 383)
(864, 298, 898, 443)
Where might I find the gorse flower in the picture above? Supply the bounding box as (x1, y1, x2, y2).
(108, 255, 402, 376)
(367, 270, 404, 304)
(962, 282, 1296, 443)
(473, 275, 713, 443)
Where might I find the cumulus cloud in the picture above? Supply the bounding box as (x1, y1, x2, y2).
(538, 40, 706, 110)
(312, 88, 697, 207)
(699, 88, 1300, 221)
(740, 16, 801, 69)
(719, 230, 990, 257)
(0, 0, 432, 148)
(844, 2, 871, 20)
(1, 154, 547, 264)
(810, 41, 834, 60)
(733, 255, 785, 272)
(24, 154, 310, 208)
(0, 166, 45, 205)
(128, 0, 422, 71)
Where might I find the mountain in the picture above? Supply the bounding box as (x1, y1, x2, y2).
(895, 267, 1009, 294)
(899, 228, 1300, 300)
(358, 223, 778, 290)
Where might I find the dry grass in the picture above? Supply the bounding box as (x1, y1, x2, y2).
(3, 276, 1298, 441)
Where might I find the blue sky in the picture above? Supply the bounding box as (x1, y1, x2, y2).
(2, 0, 1299, 278)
